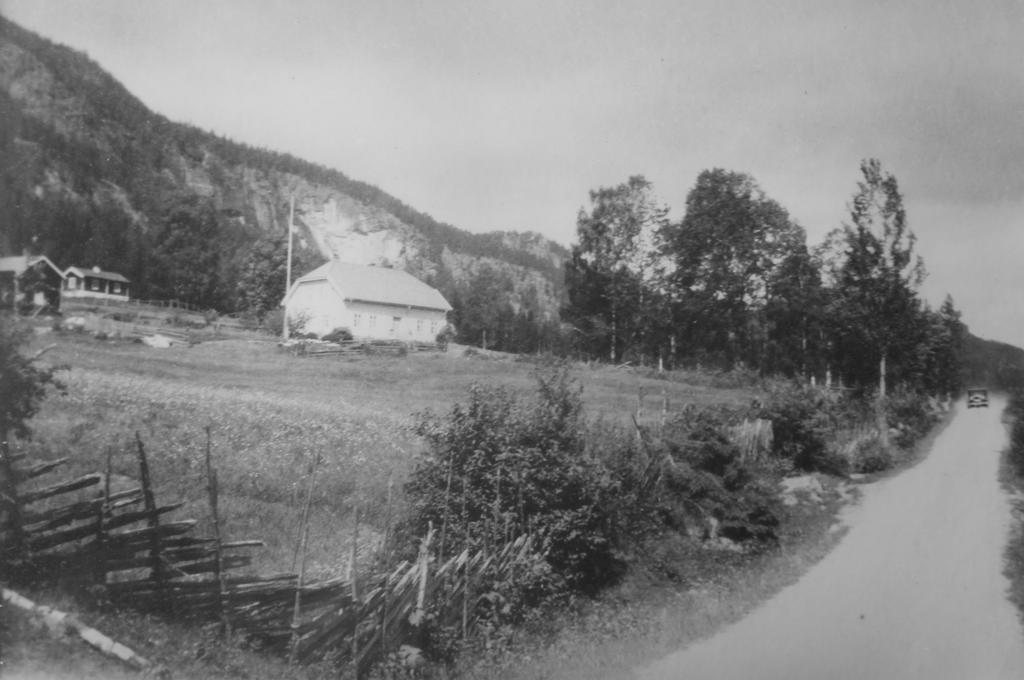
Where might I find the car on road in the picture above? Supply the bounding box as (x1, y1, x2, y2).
(967, 388, 989, 409)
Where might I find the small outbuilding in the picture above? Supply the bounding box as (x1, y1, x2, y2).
(0, 254, 65, 312)
(63, 266, 130, 301)
(283, 261, 451, 342)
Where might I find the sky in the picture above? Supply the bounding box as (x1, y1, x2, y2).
(3, 0, 1024, 344)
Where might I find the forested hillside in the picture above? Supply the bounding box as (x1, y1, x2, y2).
(962, 334, 1024, 390)
(0, 15, 567, 347)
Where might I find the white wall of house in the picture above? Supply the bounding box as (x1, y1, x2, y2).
(63, 274, 130, 300)
(347, 301, 447, 343)
(286, 280, 447, 342)
(287, 279, 346, 337)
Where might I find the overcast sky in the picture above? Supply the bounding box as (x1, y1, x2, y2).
(4, 0, 1024, 344)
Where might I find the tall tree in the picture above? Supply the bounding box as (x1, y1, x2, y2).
(829, 159, 925, 443)
(148, 197, 223, 309)
(764, 244, 826, 377)
(235, 236, 288, 320)
(660, 169, 804, 369)
(563, 176, 667, 363)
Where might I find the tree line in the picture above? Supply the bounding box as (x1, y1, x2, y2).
(562, 160, 967, 397)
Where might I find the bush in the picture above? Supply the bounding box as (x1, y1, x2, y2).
(759, 383, 845, 474)
(1008, 391, 1024, 477)
(321, 327, 353, 343)
(0, 317, 63, 439)
(884, 386, 938, 449)
(404, 367, 624, 598)
(847, 432, 892, 473)
(435, 324, 456, 350)
(656, 409, 781, 544)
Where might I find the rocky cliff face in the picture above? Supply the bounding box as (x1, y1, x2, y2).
(0, 15, 568, 315)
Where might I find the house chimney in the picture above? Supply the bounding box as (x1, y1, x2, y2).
(92, 266, 101, 273)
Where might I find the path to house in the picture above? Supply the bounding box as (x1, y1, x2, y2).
(636, 395, 1024, 680)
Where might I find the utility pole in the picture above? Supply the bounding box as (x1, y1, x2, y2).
(283, 194, 294, 340)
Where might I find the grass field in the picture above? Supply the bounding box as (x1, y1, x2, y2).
(20, 331, 757, 578)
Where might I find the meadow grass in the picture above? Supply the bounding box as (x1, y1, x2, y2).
(19, 332, 756, 577)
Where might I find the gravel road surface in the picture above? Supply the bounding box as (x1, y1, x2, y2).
(637, 396, 1024, 680)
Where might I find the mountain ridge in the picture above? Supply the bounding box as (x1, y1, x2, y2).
(0, 14, 568, 326)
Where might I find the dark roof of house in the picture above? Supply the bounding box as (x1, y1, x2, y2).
(287, 261, 451, 312)
(64, 266, 130, 283)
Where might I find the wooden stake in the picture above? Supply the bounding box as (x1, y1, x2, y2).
(414, 522, 434, 625)
(350, 502, 361, 674)
(1, 427, 25, 563)
(204, 426, 231, 640)
(134, 433, 167, 612)
(289, 453, 319, 665)
(438, 457, 453, 559)
(93, 447, 113, 584)
(379, 472, 395, 657)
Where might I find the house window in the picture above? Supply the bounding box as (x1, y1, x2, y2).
(368, 315, 376, 329)
(89, 278, 100, 291)
(416, 319, 423, 334)
(431, 321, 438, 335)
(353, 313, 362, 327)
(112, 282, 121, 294)
(67, 277, 78, 290)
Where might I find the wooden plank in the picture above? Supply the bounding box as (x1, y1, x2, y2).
(168, 555, 252, 576)
(107, 572, 296, 594)
(20, 473, 102, 504)
(106, 520, 197, 546)
(28, 503, 185, 552)
(21, 488, 141, 527)
(13, 458, 68, 482)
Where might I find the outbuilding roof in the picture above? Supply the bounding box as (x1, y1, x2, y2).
(64, 266, 130, 283)
(0, 254, 64, 277)
(287, 261, 452, 312)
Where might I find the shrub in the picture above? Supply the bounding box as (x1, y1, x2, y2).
(321, 327, 353, 344)
(404, 367, 624, 598)
(0, 317, 64, 439)
(847, 432, 892, 473)
(656, 409, 781, 544)
(1008, 391, 1024, 477)
(435, 324, 456, 350)
(758, 383, 846, 474)
(884, 386, 938, 449)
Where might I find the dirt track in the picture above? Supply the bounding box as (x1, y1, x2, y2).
(637, 396, 1024, 680)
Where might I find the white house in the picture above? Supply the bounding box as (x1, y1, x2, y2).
(63, 266, 130, 301)
(283, 261, 452, 343)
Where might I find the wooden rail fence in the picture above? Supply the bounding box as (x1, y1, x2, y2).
(1, 436, 536, 676)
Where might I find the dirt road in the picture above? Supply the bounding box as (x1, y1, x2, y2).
(637, 396, 1024, 680)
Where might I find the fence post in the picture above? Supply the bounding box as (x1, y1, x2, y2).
(349, 503, 361, 676)
(438, 459, 453, 559)
(379, 472, 395, 658)
(134, 433, 168, 613)
(0, 427, 24, 563)
(93, 447, 113, 585)
(289, 453, 319, 665)
(414, 522, 434, 625)
(204, 426, 231, 641)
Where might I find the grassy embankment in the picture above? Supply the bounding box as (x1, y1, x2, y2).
(5, 330, 921, 679)
(16, 332, 756, 577)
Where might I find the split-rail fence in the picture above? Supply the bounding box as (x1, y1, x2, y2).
(0, 435, 536, 676)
